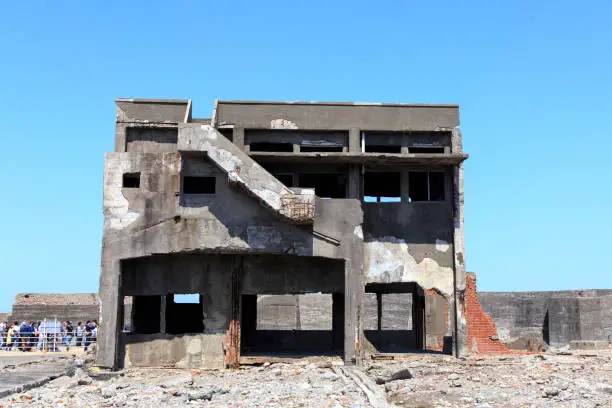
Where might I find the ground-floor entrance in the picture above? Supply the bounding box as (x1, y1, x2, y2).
(119, 253, 346, 369)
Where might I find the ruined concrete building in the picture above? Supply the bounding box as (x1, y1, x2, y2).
(98, 98, 469, 369)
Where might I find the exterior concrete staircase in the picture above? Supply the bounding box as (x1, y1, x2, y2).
(178, 124, 315, 224)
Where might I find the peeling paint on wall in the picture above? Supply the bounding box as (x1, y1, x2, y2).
(364, 236, 454, 298)
(270, 119, 298, 130)
(353, 226, 364, 240)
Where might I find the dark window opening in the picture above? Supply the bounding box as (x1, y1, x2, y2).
(408, 172, 428, 202)
(429, 172, 445, 201)
(298, 173, 346, 198)
(165, 294, 204, 334)
(272, 173, 294, 186)
(183, 176, 216, 194)
(131, 295, 161, 334)
(365, 145, 401, 153)
(363, 172, 401, 202)
(409, 172, 445, 202)
(409, 147, 445, 153)
(123, 173, 140, 188)
(250, 142, 293, 152)
(219, 128, 233, 142)
(300, 145, 344, 153)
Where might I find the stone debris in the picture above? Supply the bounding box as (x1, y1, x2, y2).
(375, 367, 413, 384)
(365, 350, 612, 408)
(1, 351, 611, 407)
(0, 358, 371, 407)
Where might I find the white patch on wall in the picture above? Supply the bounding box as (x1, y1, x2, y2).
(201, 124, 217, 138)
(364, 236, 454, 298)
(353, 226, 364, 240)
(270, 119, 298, 130)
(435, 239, 450, 252)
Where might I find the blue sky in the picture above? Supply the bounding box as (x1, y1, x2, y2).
(0, 1, 610, 311)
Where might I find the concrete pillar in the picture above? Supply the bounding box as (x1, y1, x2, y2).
(332, 293, 344, 353)
(233, 126, 245, 150)
(347, 165, 361, 199)
(160, 295, 167, 334)
(452, 161, 468, 357)
(376, 293, 382, 331)
(349, 128, 361, 153)
(400, 170, 410, 203)
(400, 132, 410, 154)
(96, 258, 123, 369)
(114, 124, 127, 152)
(342, 235, 364, 366)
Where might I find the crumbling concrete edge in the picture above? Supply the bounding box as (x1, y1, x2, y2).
(334, 366, 391, 408)
(0, 363, 74, 399)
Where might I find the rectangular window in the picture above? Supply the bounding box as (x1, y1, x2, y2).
(365, 144, 401, 153)
(363, 172, 401, 202)
(122, 173, 140, 188)
(250, 142, 293, 152)
(298, 173, 346, 198)
(300, 145, 344, 153)
(409, 172, 445, 202)
(409, 147, 445, 153)
(165, 294, 204, 334)
(183, 176, 216, 194)
(272, 173, 294, 186)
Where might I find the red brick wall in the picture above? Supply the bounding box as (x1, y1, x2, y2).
(466, 273, 510, 354)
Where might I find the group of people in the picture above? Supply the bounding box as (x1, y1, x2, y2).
(0, 320, 98, 352)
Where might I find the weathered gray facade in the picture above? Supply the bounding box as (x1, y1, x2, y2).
(97, 98, 469, 370)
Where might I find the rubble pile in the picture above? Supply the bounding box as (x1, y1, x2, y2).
(366, 350, 611, 408)
(0, 350, 610, 407)
(0, 359, 369, 407)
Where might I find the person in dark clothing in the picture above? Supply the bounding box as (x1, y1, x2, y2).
(64, 321, 74, 350)
(84, 320, 92, 350)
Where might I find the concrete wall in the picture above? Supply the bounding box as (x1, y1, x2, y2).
(215, 101, 459, 131)
(363, 203, 454, 296)
(478, 290, 612, 348)
(122, 333, 225, 369)
(11, 293, 99, 324)
(126, 128, 178, 153)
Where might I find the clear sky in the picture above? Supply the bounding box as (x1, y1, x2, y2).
(0, 1, 610, 311)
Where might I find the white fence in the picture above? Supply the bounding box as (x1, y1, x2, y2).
(0, 319, 97, 352)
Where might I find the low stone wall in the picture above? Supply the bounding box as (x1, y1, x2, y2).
(478, 289, 612, 349)
(10, 293, 132, 326)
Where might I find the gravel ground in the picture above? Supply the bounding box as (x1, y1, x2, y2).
(0, 350, 610, 407)
(0, 359, 371, 407)
(366, 350, 612, 408)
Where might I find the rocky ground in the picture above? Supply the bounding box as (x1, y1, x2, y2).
(0, 350, 609, 407)
(366, 350, 612, 408)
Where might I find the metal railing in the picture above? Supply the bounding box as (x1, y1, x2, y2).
(0, 319, 97, 352)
